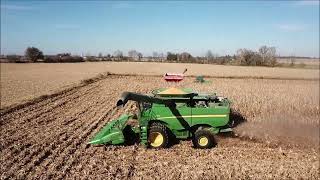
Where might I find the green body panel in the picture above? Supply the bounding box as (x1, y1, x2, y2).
(151, 103, 192, 130)
(191, 106, 230, 127)
(89, 88, 231, 146)
(89, 114, 133, 145)
(139, 101, 230, 139)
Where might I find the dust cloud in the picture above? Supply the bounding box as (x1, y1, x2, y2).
(234, 114, 319, 149)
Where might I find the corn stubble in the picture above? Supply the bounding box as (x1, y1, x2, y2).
(0, 75, 318, 179)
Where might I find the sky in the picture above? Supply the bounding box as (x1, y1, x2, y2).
(1, 0, 319, 57)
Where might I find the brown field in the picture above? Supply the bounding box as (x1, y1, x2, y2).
(1, 62, 319, 108)
(0, 69, 319, 179)
(277, 58, 320, 66)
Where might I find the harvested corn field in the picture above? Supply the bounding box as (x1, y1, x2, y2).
(1, 62, 319, 108)
(0, 75, 319, 179)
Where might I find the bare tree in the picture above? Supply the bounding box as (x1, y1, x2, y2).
(236, 46, 277, 66)
(258, 46, 268, 64)
(128, 50, 138, 58)
(236, 48, 262, 66)
(206, 50, 213, 61)
(137, 52, 143, 60)
(159, 52, 164, 61)
(113, 50, 123, 60)
(178, 52, 192, 62)
(153, 51, 165, 61)
(152, 52, 158, 60)
(258, 46, 277, 66)
(128, 50, 143, 61)
(25, 47, 44, 62)
(167, 52, 178, 61)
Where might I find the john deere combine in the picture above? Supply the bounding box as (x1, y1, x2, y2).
(89, 88, 232, 149)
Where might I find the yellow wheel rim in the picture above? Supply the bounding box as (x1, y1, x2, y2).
(198, 137, 208, 146)
(149, 132, 164, 147)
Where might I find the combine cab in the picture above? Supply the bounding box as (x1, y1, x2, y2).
(89, 87, 232, 149)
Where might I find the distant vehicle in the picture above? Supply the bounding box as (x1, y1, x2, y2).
(163, 68, 187, 82)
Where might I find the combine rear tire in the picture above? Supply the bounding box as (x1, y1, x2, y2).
(192, 129, 216, 149)
(148, 123, 169, 148)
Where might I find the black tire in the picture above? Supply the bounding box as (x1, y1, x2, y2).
(192, 129, 216, 149)
(148, 123, 169, 148)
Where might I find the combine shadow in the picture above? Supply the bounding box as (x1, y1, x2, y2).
(123, 125, 140, 146)
(167, 104, 193, 148)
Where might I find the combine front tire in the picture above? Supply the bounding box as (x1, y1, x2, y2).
(192, 129, 216, 149)
(148, 123, 169, 148)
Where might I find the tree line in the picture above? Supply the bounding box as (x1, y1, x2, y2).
(1, 45, 281, 67)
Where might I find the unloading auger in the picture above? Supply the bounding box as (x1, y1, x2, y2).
(89, 88, 232, 149)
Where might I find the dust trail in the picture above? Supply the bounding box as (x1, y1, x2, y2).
(234, 114, 319, 149)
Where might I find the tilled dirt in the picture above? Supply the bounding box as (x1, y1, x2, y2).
(0, 75, 319, 179)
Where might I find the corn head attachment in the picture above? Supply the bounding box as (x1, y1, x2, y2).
(89, 114, 134, 145)
(89, 92, 174, 146)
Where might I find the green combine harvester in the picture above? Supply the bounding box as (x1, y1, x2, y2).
(89, 87, 232, 149)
